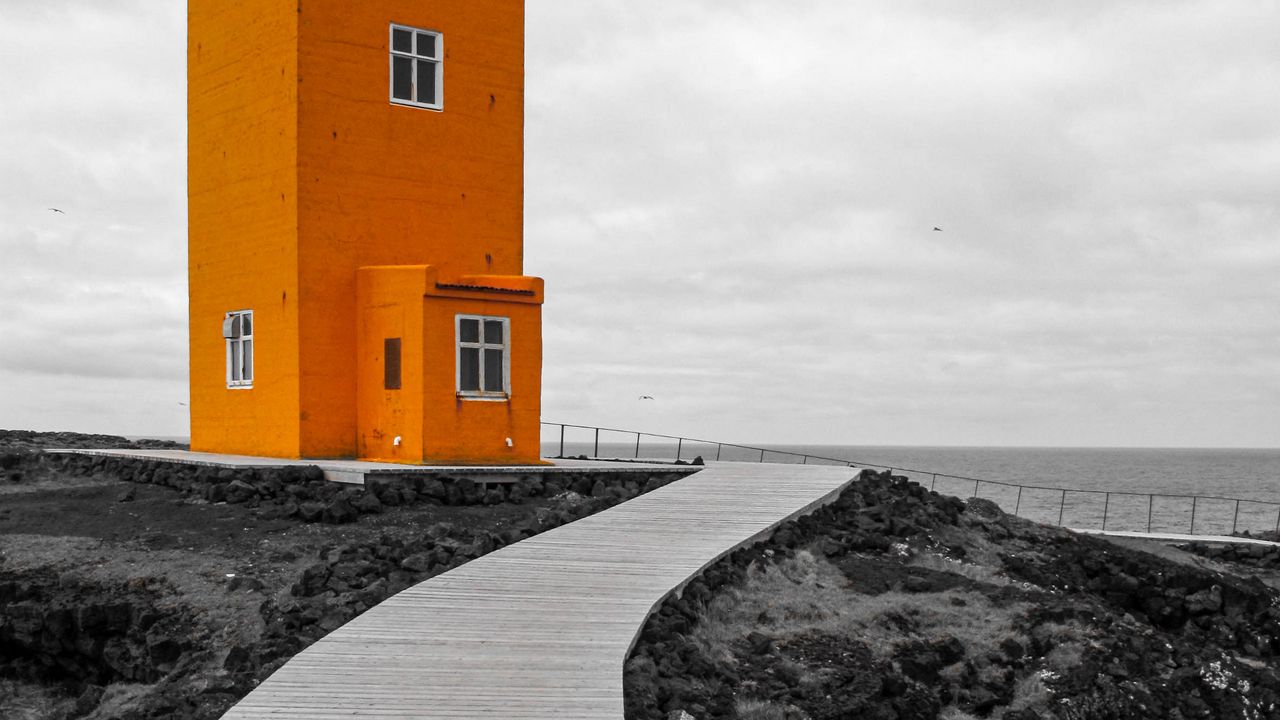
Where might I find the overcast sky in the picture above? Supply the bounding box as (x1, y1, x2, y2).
(1, 1, 1277, 447)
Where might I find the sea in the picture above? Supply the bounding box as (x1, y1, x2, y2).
(544, 436, 1280, 537)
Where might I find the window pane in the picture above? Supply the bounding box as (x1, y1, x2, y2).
(242, 340, 253, 382)
(241, 313, 252, 336)
(484, 320, 504, 345)
(392, 56, 413, 100)
(392, 28, 412, 53)
(230, 343, 242, 382)
(459, 347, 480, 391)
(459, 318, 479, 343)
(417, 60, 437, 105)
(483, 349, 504, 393)
(416, 32, 436, 59)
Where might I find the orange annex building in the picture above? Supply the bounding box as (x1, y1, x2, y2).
(187, 0, 543, 465)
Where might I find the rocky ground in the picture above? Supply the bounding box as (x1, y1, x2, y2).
(0, 430, 687, 720)
(625, 471, 1280, 720)
(1181, 540, 1280, 572)
(11, 431, 1280, 720)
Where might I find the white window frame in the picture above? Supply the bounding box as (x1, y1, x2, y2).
(389, 23, 443, 111)
(456, 315, 510, 400)
(223, 310, 254, 389)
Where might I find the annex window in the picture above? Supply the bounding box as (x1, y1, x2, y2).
(390, 23, 443, 110)
(223, 310, 253, 389)
(456, 315, 509, 398)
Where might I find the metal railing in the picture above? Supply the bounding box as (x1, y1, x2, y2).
(542, 421, 1280, 538)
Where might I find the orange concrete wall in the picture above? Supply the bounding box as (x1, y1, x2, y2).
(294, 0, 526, 457)
(355, 266, 427, 463)
(421, 296, 543, 465)
(188, 0, 302, 457)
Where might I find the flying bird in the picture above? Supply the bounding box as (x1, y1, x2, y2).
(639, 395, 655, 401)
(48, 208, 66, 214)
(932, 227, 942, 232)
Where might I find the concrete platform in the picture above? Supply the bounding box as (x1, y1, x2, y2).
(46, 449, 698, 485)
(1072, 528, 1280, 546)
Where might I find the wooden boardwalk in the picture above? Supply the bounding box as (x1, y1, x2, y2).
(223, 462, 861, 719)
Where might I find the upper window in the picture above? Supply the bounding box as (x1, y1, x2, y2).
(223, 310, 253, 389)
(457, 315, 509, 399)
(390, 23, 442, 110)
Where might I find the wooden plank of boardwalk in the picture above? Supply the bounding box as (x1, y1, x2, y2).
(223, 462, 861, 719)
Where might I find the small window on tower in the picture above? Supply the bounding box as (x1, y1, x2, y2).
(223, 310, 254, 389)
(390, 23, 442, 111)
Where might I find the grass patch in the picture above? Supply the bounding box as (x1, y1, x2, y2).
(734, 698, 789, 720)
(908, 550, 1013, 586)
(1033, 621, 1092, 675)
(1008, 672, 1053, 711)
(691, 549, 1031, 664)
(686, 548, 1067, 717)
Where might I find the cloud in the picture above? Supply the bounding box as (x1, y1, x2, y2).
(0, 2, 187, 387)
(526, 0, 1280, 446)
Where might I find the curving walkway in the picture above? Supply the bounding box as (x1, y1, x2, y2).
(223, 462, 862, 719)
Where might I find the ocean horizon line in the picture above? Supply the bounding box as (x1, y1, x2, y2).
(103, 437, 1280, 453)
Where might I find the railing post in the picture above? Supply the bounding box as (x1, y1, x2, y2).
(1190, 496, 1198, 535)
(803, 455, 809, 465)
(593, 428, 599, 458)
(1275, 505, 1280, 534)
(1058, 490, 1067, 527)
(1102, 493, 1110, 531)
(973, 479, 979, 499)
(676, 438, 682, 462)
(1232, 500, 1241, 536)
(930, 474, 937, 491)
(1147, 495, 1154, 533)
(635, 432, 641, 459)
(1014, 486, 1023, 515)
(559, 424, 565, 458)
(759, 448, 765, 463)
(716, 443, 722, 461)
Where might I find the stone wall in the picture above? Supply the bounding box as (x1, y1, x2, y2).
(42, 452, 689, 525)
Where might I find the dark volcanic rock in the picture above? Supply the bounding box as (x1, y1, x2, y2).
(623, 471, 1280, 720)
(0, 570, 200, 688)
(44, 449, 687, 526)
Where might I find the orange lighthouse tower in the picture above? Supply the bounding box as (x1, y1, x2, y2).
(187, 0, 543, 465)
